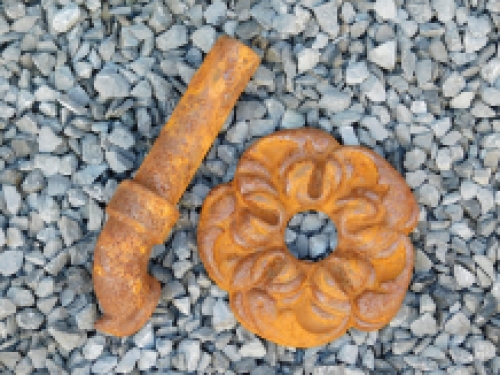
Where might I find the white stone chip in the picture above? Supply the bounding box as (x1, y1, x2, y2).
(368, 40, 396, 70)
(239, 340, 267, 358)
(454, 264, 476, 289)
(313, 2, 339, 37)
(297, 48, 320, 73)
(178, 340, 201, 372)
(3, 185, 21, 215)
(346, 61, 369, 85)
(212, 299, 237, 332)
(52, 3, 81, 33)
(450, 92, 475, 109)
(38, 127, 63, 153)
(374, 0, 397, 20)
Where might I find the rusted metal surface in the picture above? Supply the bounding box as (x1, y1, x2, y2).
(93, 36, 260, 337)
(198, 129, 419, 348)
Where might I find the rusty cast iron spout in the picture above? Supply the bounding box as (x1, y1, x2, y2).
(93, 36, 260, 337)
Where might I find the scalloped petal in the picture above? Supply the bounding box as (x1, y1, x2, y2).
(334, 196, 386, 233)
(231, 207, 281, 247)
(326, 257, 377, 297)
(337, 226, 401, 259)
(266, 259, 306, 297)
(231, 250, 284, 290)
(352, 238, 414, 328)
(332, 148, 379, 196)
(295, 299, 350, 334)
(370, 236, 410, 283)
(197, 227, 227, 289)
(236, 175, 278, 198)
(311, 265, 349, 301)
(283, 159, 342, 209)
(236, 158, 273, 181)
(199, 184, 236, 227)
(231, 289, 278, 333)
(355, 148, 420, 234)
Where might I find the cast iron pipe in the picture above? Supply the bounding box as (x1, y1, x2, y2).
(93, 36, 260, 336)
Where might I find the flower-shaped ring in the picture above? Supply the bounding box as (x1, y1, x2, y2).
(198, 129, 419, 348)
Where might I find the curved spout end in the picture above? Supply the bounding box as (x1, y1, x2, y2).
(94, 275, 161, 337)
(92, 179, 179, 337)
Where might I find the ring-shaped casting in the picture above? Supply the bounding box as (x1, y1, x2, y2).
(198, 128, 419, 348)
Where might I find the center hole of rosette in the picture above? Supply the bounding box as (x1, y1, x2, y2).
(285, 210, 338, 262)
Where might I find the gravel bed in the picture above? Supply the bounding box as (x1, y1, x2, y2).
(0, 0, 499, 374)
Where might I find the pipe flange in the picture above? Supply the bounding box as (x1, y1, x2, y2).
(198, 128, 419, 348)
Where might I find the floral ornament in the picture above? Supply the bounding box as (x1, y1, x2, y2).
(198, 129, 419, 348)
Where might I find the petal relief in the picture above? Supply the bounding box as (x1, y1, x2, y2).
(337, 226, 401, 259)
(378, 237, 414, 294)
(230, 249, 285, 291)
(311, 287, 351, 316)
(283, 160, 314, 201)
(236, 175, 278, 199)
(243, 134, 303, 174)
(295, 299, 350, 335)
(332, 148, 380, 198)
(213, 230, 254, 286)
(242, 191, 284, 225)
(198, 228, 249, 291)
(370, 236, 409, 283)
(352, 289, 406, 330)
(231, 203, 282, 248)
(197, 227, 228, 289)
(334, 196, 386, 233)
(311, 265, 349, 302)
(283, 159, 342, 208)
(230, 291, 258, 332)
(231, 289, 278, 334)
(353, 239, 414, 328)
(266, 258, 306, 297)
(326, 257, 377, 298)
(367, 150, 420, 233)
(199, 184, 236, 228)
(236, 158, 273, 181)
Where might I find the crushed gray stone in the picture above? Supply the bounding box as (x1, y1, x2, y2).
(345, 61, 369, 85)
(48, 323, 87, 351)
(212, 298, 237, 332)
(94, 71, 131, 100)
(239, 340, 267, 358)
(157, 25, 188, 51)
(313, 2, 339, 37)
(16, 308, 44, 330)
(0, 298, 16, 320)
(0, 250, 23, 276)
(178, 339, 201, 372)
(411, 313, 438, 337)
(368, 40, 397, 70)
(91, 356, 118, 374)
(115, 348, 140, 373)
(52, 3, 80, 33)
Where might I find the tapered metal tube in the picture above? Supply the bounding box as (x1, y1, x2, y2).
(93, 36, 260, 337)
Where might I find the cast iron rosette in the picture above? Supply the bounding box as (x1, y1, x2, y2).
(198, 128, 419, 348)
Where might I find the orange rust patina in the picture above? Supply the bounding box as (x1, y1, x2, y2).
(93, 36, 260, 337)
(198, 129, 419, 348)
